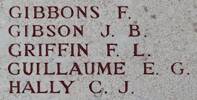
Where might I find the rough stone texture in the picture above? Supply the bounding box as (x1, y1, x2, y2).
(0, 0, 197, 100)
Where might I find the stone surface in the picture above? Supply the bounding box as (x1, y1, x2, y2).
(0, 0, 197, 100)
